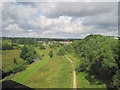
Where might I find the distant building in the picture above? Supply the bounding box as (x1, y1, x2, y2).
(59, 41, 72, 45)
(48, 42, 53, 45)
(114, 37, 119, 39)
(38, 41, 44, 44)
(37, 41, 53, 46)
(113, 36, 119, 39)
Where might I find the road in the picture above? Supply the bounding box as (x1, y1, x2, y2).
(65, 55, 77, 90)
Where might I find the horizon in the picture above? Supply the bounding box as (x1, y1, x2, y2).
(0, 34, 119, 39)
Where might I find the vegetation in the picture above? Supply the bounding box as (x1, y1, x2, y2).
(2, 50, 25, 78)
(49, 50, 53, 58)
(12, 47, 51, 84)
(20, 45, 37, 64)
(67, 54, 106, 88)
(49, 42, 64, 48)
(2, 35, 119, 89)
(2, 44, 13, 50)
(12, 63, 26, 74)
(39, 44, 46, 50)
(12, 49, 73, 88)
(13, 58, 18, 65)
(57, 47, 66, 56)
(11, 38, 36, 45)
(64, 34, 119, 88)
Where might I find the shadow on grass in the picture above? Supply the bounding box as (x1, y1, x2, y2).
(1, 80, 34, 89)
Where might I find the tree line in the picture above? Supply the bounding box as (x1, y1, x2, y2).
(61, 34, 119, 89)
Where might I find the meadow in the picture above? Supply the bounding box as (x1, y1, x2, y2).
(2, 50, 25, 73)
(11, 47, 73, 88)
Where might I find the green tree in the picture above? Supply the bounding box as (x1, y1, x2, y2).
(20, 45, 28, 60)
(12, 63, 26, 73)
(57, 47, 66, 56)
(20, 45, 37, 64)
(39, 44, 45, 50)
(49, 50, 53, 58)
(13, 58, 18, 65)
(2, 44, 13, 50)
(63, 34, 119, 88)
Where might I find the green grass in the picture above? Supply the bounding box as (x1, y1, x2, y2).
(11, 48, 50, 83)
(67, 53, 80, 68)
(21, 56, 73, 88)
(12, 47, 73, 88)
(67, 53, 106, 88)
(2, 39, 12, 45)
(2, 50, 25, 73)
(2, 50, 11, 55)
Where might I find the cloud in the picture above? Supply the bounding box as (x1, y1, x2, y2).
(2, 2, 118, 38)
(5, 23, 23, 30)
(45, 2, 116, 18)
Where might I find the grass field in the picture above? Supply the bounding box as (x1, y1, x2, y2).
(67, 53, 106, 88)
(2, 50, 25, 73)
(11, 47, 73, 88)
(2, 46, 106, 88)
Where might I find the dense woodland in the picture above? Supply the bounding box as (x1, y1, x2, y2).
(1, 35, 120, 89)
(62, 35, 119, 88)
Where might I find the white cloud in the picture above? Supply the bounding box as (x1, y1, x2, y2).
(5, 23, 23, 31)
(2, 2, 118, 38)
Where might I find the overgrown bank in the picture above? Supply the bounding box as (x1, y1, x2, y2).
(62, 34, 119, 89)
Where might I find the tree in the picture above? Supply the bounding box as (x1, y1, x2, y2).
(2, 44, 13, 50)
(12, 63, 26, 73)
(57, 47, 66, 56)
(49, 50, 53, 58)
(63, 34, 119, 88)
(20, 45, 37, 64)
(13, 58, 18, 65)
(39, 44, 45, 50)
(20, 45, 28, 60)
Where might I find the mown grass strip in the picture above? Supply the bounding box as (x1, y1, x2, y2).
(21, 56, 73, 88)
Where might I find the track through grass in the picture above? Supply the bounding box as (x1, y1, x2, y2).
(67, 53, 106, 88)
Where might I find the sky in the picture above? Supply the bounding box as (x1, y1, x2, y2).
(1, 1, 118, 38)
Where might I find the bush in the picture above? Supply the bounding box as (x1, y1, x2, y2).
(57, 47, 66, 56)
(20, 45, 37, 64)
(13, 58, 18, 65)
(39, 44, 45, 50)
(12, 63, 26, 74)
(2, 44, 13, 50)
(49, 50, 53, 58)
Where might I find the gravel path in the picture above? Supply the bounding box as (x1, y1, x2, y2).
(65, 55, 77, 89)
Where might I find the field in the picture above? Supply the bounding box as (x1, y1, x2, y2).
(2, 46, 107, 88)
(11, 47, 73, 88)
(2, 50, 25, 73)
(2, 36, 117, 89)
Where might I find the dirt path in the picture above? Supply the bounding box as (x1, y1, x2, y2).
(65, 55, 77, 89)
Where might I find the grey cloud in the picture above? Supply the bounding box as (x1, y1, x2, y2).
(2, 2, 118, 38)
(45, 2, 117, 17)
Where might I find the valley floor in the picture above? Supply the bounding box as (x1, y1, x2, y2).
(11, 47, 73, 88)
(2, 47, 106, 88)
